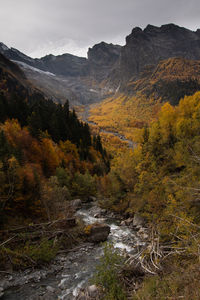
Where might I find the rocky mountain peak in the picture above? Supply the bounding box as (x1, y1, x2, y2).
(110, 23, 200, 87)
(87, 41, 121, 65)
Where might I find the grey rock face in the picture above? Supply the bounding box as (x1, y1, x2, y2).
(87, 42, 121, 81)
(1, 23, 200, 104)
(110, 23, 200, 87)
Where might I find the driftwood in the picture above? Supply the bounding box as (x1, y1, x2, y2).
(0, 218, 76, 233)
(0, 234, 17, 247)
(0, 218, 77, 249)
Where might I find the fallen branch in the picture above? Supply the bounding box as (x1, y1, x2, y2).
(0, 234, 17, 248)
(0, 218, 75, 233)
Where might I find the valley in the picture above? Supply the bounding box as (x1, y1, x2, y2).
(76, 103, 137, 151)
(1, 22, 200, 300)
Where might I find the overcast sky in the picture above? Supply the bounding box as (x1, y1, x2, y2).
(1, 0, 200, 58)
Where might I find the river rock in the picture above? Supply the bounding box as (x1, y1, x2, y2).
(137, 228, 149, 240)
(85, 223, 110, 242)
(132, 213, 145, 228)
(76, 285, 100, 300)
(89, 206, 101, 216)
(87, 196, 97, 202)
(46, 286, 55, 293)
(87, 285, 98, 297)
(120, 220, 126, 226)
(76, 291, 87, 300)
(125, 217, 133, 226)
(40, 292, 56, 300)
(71, 199, 82, 210)
(0, 287, 4, 298)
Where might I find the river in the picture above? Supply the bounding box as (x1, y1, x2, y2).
(1, 203, 145, 300)
(79, 104, 137, 149)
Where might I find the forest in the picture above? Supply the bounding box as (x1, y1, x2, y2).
(0, 83, 111, 271)
(95, 91, 200, 299)
(1, 65, 200, 298)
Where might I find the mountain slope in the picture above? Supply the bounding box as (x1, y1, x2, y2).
(0, 52, 45, 100)
(0, 42, 121, 105)
(127, 57, 200, 105)
(89, 57, 200, 141)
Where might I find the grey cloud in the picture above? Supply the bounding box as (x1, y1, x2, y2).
(0, 0, 200, 57)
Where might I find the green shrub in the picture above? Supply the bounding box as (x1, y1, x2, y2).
(25, 238, 59, 264)
(71, 171, 96, 199)
(0, 238, 59, 269)
(92, 243, 127, 300)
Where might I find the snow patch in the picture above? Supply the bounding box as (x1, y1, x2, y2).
(13, 60, 56, 77)
(89, 88, 98, 93)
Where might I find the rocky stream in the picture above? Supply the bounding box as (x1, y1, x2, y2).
(0, 202, 147, 300)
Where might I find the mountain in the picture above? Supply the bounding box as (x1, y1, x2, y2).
(0, 42, 121, 105)
(1, 23, 200, 107)
(107, 24, 200, 89)
(87, 42, 121, 81)
(0, 41, 121, 79)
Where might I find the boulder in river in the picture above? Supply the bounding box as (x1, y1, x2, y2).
(87, 196, 97, 202)
(71, 199, 82, 210)
(125, 217, 133, 226)
(84, 223, 110, 242)
(89, 205, 106, 218)
(76, 285, 100, 299)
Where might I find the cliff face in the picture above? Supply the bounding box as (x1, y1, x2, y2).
(87, 42, 121, 81)
(1, 24, 200, 105)
(109, 24, 200, 87)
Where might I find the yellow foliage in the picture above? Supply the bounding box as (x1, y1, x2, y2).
(84, 224, 93, 235)
(89, 93, 162, 145)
